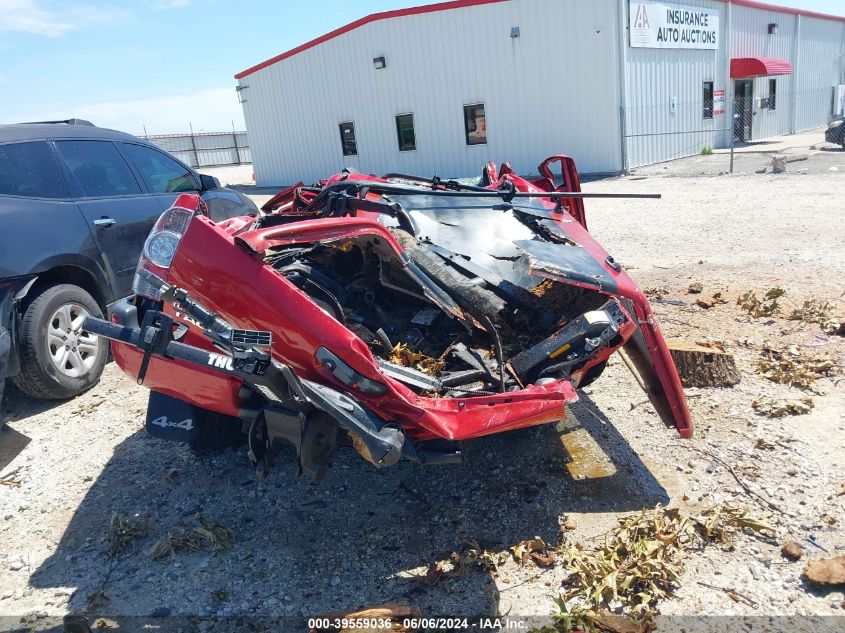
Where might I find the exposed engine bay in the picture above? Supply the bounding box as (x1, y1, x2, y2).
(88, 157, 693, 486)
(266, 208, 628, 398)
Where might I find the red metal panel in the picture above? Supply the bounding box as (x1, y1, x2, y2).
(730, 57, 794, 78)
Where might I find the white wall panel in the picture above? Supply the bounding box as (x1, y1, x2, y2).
(240, 0, 845, 182)
(731, 4, 797, 140)
(239, 0, 621, 186)
(794, 16, 845, 130)
(624, 0, 728, 168)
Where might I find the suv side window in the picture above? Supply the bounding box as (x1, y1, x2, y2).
(0, 141, 67, 199)
(121, 143, 197, 194)
(55, 140, 142, 198)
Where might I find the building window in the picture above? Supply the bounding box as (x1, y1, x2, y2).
(769, 78, 777, 111)
(395, 114, 416, 151)
(703, 81, 714, 119)
(463, 103, 487, 145)
(339, 122, 357, 156)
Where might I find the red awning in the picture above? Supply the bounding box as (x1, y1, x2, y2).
(731, 57, 793, 78)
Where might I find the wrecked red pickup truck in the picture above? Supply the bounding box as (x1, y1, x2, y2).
(83, 155, 692, 480)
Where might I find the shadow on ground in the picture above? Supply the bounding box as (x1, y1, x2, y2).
(28, 393, 666, 623)
(0, 422, 30, 473)
(2, 382, 71, 423)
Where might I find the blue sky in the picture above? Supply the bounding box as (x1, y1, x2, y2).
(1, 0, 842, 135)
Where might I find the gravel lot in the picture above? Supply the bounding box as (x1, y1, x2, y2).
(2, 152, 844, 631)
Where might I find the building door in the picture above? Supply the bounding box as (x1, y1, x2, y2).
(733, 80, 754, 142)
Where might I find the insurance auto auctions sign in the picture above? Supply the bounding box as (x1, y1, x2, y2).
(629, 1, 720, 49)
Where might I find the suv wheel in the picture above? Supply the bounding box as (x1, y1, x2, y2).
(13, 284, 108, 400)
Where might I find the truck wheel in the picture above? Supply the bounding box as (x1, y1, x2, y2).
(12, 284, 108, 400)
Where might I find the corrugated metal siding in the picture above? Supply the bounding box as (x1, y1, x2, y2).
(731, 5, 797, 139)
(239, 0, 621, 186)
(794, 16, 845, 131)
(624, 0, 728, 168)
(239, 0, 845, 182)
(147, 132, 250, 168)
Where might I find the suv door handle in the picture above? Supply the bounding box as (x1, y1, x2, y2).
(93, 217, 116, 228)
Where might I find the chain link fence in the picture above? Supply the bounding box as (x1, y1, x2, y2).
(623, 87, 842, 177)
(144, 130, 251, 168)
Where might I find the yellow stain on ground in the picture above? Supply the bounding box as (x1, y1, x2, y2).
(555, 418, 617, 480)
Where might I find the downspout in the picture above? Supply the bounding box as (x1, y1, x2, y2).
(617, 0, 629, 173)
(790, 14, 801, 134)
(724, 0, 734, 149)
(725, 1, 732, 149)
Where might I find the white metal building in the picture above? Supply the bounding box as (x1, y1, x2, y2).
(235, 0, 845, 185)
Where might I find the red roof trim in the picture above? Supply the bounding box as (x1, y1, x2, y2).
(234, 0, 508, 79)
(235, 0, 845, 80)
(731, 57, 794, 78)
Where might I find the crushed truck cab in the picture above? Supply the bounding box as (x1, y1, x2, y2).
(84, 155, 691, 481)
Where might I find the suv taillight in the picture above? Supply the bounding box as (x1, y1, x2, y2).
(133, 193, 203, 300)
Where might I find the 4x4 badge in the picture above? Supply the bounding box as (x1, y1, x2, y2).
(149, 416, 193, 430)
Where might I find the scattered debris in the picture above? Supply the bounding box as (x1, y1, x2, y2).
(583, 612, 655, 633)
(695, 292, 727, 310)
(309, 602, 421, 633)
(628, 399, 650, 411)
(102, 511, 149, 559)
(387, 343, 445, 375)
(754, 438, 777, 451)
(644, 286, 669, 298)
(789, 299, 834, 325)
(687, 282, 703, 294)
(752, 397, 814, 418)
(737, 288, 785, 317)
(803, 556, 845, 587)
(509, 537, 556, 567)
(666, 340, 740, 388)
(551, 505, 775, 629)
(423, 561, 444, 587)
(683, 445, 791, 516)
(787, 297, 845, 336)
(695, 581, 759, 607)
(820, 318, 845, 336)
(757, 346, 835, 391)
(805, 535, 829, 553)
(448, 539, 503, 573)
(781, 541, 806, 561)
(146, 514, 234, 561)
(0, 474, 21, 488)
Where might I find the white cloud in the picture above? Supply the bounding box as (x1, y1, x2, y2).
(0, 0, 124, 37)
(0, 87, 246, 135)
(0, 0, 73, 36)
(150, 0, 190, 9)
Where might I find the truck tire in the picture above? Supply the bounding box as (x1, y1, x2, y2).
(12, 284, 108, 400)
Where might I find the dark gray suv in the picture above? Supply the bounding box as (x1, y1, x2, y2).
(0, 120, 257, 404)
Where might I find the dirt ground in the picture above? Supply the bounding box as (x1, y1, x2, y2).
(1, 152, 844, 631)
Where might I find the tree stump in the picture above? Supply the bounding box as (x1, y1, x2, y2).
(666, 339, 740, 388)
